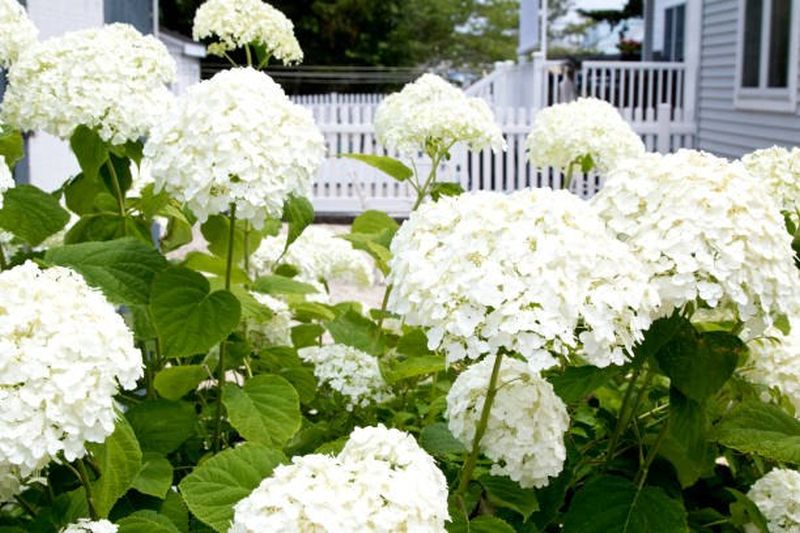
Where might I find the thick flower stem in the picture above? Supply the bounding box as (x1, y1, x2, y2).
(70, 458, 98, 520)
(105, 159, 126, 216)
(563, 161, 576, 191)
(605, 365, 644, 466)
(455, 352, 505, 498)
(212, 204, 237, 453)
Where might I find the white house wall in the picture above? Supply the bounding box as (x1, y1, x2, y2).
(24, 0, 104, 191)
(697, 0, 800, 158)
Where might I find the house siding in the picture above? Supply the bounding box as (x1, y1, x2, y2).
(697, 0, 800, 158)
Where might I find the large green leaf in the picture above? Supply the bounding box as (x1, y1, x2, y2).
(65, 213, 151, 244)
(131, 453, 173, 499)
(340, 233, 392, 274)
(86, 417, 143, 517)
(45, 238, 166, 305)
(448, 515, 516, 533)
(154, 365, 208, 401)
(149, 266, 241, 358)
(126, 399, 196, 454)
(200, 214, 262, 266)
(714, 400, 800, 464)
(178, 443, 285, 532)
(117, 510, 181, 533)
(351, 209, 399, 242)
(343, 154, 413, 182)
(655, 322, 742, 402)
(549, 365, 621, 404)
(659, 389, 712, 488)
(479, 475, 539, 520)
(160, 491, 189, 533)
(419, 423, 467, 456)
(70, 125, 109, 181)
(326, 310, 385, 355)
(183, 252, 249, 284)
(382, 355, 445, 383)
(0, 185, 70, 246)
(282, 194, 314, 250)
(0, 127, 25, 167)
(63, 172, 116, 215)
(251, 274, 319, 296)
(562, 476, 688, 533)
(223, 375, 301, 447)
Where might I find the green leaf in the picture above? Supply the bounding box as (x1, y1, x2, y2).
(252, 274, 319, 296)
(562, 476, 688, 533)
(550, 365, 621, 404)
(0, 185, 70, 246)
(126, 399, 196, 454)
(70, 125, 109, 181)
(200, 214, 263, 265)
(63, 172, 116, 215)
(419, 423, 467, 456)
(132, 453, 173, 499)
(183, 252, 250, 284)
(479, 475, 539, 520)
(279, 367, 317, 404)
(343, 153, 413, 182)
(160, 490, 189, 533)
(449, 516, 516, 533)
(351, 210, 399, 241)
(430, 182, 464, 201)
(340, 233, 392, 274)
(383, 355, 445, 383)
(65, 213, 147, 244)
(634, 313, 685, 361)
(291, 323, 325, 348)
(714, 400, 800, 464)
(728, 488, 769, 533)
(86, 417, 143, 517)
(149, 266, 241, 358)
(396, 328, 434, 356)
(178, 443, 285, 532)
(154, 365, 208, 401)
(655, 322, 742, 402)
(45, 238, 166, 305)
(117, 510, 181, 533)
(289, 301, 336, 322)
(326, 310, 385, 355)
(282, 194, 315, 250)
(223, 375, 301, 447)
(0, 127, 25, 167)
(659, 389, 711, 488)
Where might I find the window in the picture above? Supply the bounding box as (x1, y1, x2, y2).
(736, 0, 798, 111)
(663, 4, 686, 62)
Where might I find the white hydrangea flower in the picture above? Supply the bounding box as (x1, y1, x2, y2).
(251, 226, 375, 287)
(388, 189, 659, 370)
(747, 468, 800, 533)
(230, 425, 448, 532)
(144, 67, 325, 229)
(741, 146, 800, 226)
(248, 291, 292, 347)
(375, 73, 506, 155)
(60, 519, 118, 533)
(0, 0, 37, 68)
(526, 97, 645, 174)
(744, 327, 800, 415)
(0, 262, 143, 477)
(193, 0, 302, 64)
(298, 344, 391, 410)
(2, 24, 176, 145)
(447, 356, 569, 488)
(0, 157, 13, 209)
(593, 150, 800, 335)
(0, 463, 23, 503)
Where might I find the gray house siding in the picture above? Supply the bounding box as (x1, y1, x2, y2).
(697, 0, 800, 158)
(104, 0, 153, 34)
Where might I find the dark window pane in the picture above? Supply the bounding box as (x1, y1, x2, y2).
(768, 0, 792, 87)
(104, 0, 153, 35)
(742, 0, 763, 87)
(664, 8, 674, 61)
(674, 4, 686, 61)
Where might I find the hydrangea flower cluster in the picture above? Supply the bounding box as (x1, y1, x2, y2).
(0, 262, 142, 478)
(0, 463, 23, 503)
(1, 24, 176, 145)
(0, 0, 37, 68)
(593, 150, 800, 334)
(247, 292, 293, 347)
(526, 97, 644, 174)
(60, 519, 118, 533)
(388, 189, 659, 370)
(250, 226, 375, 287)
(144, 67, 324, 229)
(230, 425, 448, 532)
(741, 146, 800, 225)
(374, 73, 506, 155)
(447, 356, 569, 488)
(744, 327, 800, 415)
(0, 157, 13, 209)
(747, 468, 800, 532)
(298, 344, 392, 410)
(193, 0, 302, 64)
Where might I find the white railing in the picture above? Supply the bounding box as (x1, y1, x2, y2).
(291, 93, 385, 106)
(303, 101, 694, 215)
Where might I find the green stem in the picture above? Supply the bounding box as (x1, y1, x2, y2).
(105, 159, 126, 216)
(71, 459, 98, 520)
(563, 161, 576, 191)
(376, 284, 393, 330)
(212, 204, 237, 453)
(635, 421, 669, 487)
(13, 494, 36, 517)
(243, 220, 250, 276)
(0, 241, 7, 270)
(245, 44, 253, 67)
(605, 366, 643, 466)
(455, 352, 505, 497)
(412, 160, 439, 210)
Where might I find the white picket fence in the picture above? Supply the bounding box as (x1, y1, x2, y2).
(302, 59, 696, 216)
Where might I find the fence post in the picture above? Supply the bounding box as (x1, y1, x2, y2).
(531, 52, 545, 110)
(656, 102, 671, 153)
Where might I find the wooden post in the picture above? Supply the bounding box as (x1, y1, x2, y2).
(656, 102, 671, 153)
(531, 52, 545, 110)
